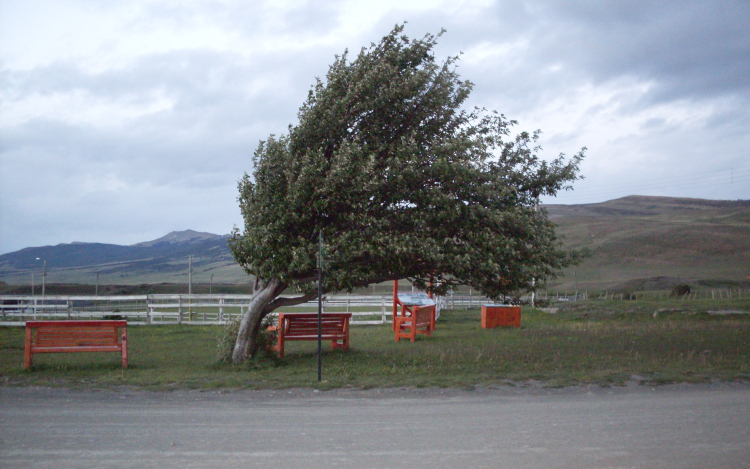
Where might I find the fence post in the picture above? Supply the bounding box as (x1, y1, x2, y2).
(147, 296, 152, 325)
(381, 298, 386, 324)
(178, 296, 183, 324)
(219, 297, 225, 322)
(67, 299, 72, 320)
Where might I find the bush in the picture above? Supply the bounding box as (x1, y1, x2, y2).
(672, 284, 692, 297)
(103, 314, 124, 320)
(216, 315, 278, 363)
(217, 317, 241, 363)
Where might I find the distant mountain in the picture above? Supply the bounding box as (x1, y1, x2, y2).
(1, 196, 749, 290)
(0, 230, 228, 269)
(0, 230, 246, 285)
(133, 230, 224, 247)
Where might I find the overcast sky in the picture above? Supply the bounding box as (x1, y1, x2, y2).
(1, 0, 748, 254)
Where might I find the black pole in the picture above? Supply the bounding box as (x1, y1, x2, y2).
(317, 231, 323, 382)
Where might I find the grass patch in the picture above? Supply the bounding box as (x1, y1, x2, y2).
(2, 300, 749, 389)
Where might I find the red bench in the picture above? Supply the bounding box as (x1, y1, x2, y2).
(394, 305, 435, 342)
(269, 313, 351, 357)
(24, 320, 128, 369)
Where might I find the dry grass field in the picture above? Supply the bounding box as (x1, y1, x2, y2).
(546, 195, 750, 291)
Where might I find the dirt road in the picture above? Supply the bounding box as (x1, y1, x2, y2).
(1, 383, 748, 468)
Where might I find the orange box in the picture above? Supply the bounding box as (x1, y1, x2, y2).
(481, 305, 521, 329)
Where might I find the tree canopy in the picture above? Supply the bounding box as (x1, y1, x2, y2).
(228, 25, 585, 361)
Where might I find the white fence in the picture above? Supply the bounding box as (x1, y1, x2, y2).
(0, 293, 490, 327)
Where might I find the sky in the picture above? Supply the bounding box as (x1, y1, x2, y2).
(1, 0, 749, 254)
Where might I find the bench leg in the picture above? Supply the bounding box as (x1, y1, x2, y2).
(121, 327, 128, 369)
(24, 326, 32, 369)
(277, 335, 285, 358)
(330, 335, 350, 351)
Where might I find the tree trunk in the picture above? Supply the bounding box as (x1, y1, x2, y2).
(232, 278, 284, 364)
(231, 278, 318, 364)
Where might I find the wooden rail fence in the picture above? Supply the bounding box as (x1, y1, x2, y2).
(0, 294, 489, 327)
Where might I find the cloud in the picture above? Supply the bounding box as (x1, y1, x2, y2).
(1, 0, 748, 254)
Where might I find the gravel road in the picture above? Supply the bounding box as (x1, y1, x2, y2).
(1, 382, 749, 468)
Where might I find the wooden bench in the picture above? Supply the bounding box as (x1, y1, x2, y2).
(394, 305, 435, 342)
(24, 320, 128, 369)
(269, 313, 351, 358)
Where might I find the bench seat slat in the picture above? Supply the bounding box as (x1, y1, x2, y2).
(37, 330, 118, 337)
(37, 331, 118, 337)
(31, 346, 123, 353)
(36, 340, 119, 347)
(38, 328, 117, 334)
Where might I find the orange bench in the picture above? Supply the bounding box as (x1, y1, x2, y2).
(394, 305, 435, 342)
(270, 313, 351, 357)
(24, 320, 128, 369)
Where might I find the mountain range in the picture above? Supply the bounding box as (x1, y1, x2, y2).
(0, 230, 246, 287)
(1, 196, 749, 292)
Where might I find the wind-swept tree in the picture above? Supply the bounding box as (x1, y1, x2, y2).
(229, 25, 585, 363)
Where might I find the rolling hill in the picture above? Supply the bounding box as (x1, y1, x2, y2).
(0, 230, 248, 287)
(545, 195, 750, 291)
(1, 196, 749, 292)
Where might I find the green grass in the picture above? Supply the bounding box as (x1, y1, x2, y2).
(2, 299, 749, 390)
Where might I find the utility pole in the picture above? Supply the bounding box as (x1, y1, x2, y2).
(96, 272, 99, 296)
(188, 256, 193, 296)
(36, 258, 47, 296)
(210, 274, 214, 294)
(188, 256, 193, 318)
(31, 273, 35, 296)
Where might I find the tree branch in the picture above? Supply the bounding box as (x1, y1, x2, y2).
(265, 293, 318, 312)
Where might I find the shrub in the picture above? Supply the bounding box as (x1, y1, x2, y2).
(217, 316, 241, 363)
(217, 316, 277, 363)
(672, 284, 691, 297)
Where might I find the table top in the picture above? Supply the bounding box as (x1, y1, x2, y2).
(397, 293, 436, 306)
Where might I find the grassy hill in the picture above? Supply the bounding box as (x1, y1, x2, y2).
(0, 230, 249, 288)
(545, 196, 750, 292)
(1, 197, 748, 293)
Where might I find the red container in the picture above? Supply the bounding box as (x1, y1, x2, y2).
(481, 305, 521, 329)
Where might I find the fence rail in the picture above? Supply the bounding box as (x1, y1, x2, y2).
(0, 293, 493, 327)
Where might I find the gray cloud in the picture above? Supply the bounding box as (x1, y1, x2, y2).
(1, 0, 748, 254)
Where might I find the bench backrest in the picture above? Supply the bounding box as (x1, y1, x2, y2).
(412, 306, 434, 327)
(278, 313, 350, 337)
(27, 320, 126, 347)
